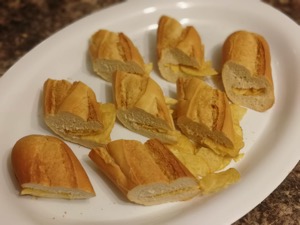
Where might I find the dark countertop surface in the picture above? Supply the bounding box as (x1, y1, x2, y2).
(0, 0, 299, 224)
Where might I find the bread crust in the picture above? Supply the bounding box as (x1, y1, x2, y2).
(112, 71, 178, 143)
(89, 29, 151, 81)
(157, 15, 203, 67)
(43, 79, 116, 148)
(89, 139, 200, 205)
(222, 30, 274, 111)
(11, 135, 95, 199)
(157, 15, 217, 82)
(176, 77, 239, 156)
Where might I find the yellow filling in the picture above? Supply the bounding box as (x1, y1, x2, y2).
(21, 188, 73, 198)
(232, 87, 265, 96)
(77, 103, 116, 143)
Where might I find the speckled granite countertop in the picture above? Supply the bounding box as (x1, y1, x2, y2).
(0, 0, 299, 224)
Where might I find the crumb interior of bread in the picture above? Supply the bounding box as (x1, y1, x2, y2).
(127, 178, 199, 205)
(224, 62, 268, 97)
(117, 109, 177, 143)
(118, 108, 173, 131)
(94, 59, 145, 76)
(46, 112, 102, 136)
(178, 117, 233, 149)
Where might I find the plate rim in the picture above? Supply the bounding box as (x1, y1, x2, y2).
(0, 0, 299, 224)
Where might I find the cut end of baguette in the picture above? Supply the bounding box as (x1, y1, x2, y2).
(43, 79, 116, 148)
(221, 30, 274, 112)
(45, 103, 116, 149)
(127, 177, 200, 206)
(11, 135, 95, 199)
(91, 59, 151, 82)
(21, 183, 95, 200)
(176, 77, 242, 157)
(89, 29, 151, 82)
(45, 111, 102, 136)
(157, 15, 217, 83)
(176, 77, 235, 145)
(117, 108, 178, 144)
(89, 139, 200, 205)
(113, 71, 178, 144)
(222, 61, 274, 112)
(177, 116, 234, 150)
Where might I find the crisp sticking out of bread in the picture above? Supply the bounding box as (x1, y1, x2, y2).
(157, 15, 217, 83)
(11, 135, 95, 199)
(89, 139, 200, 205)
(89, 29, 152, 82)
(222, 30, 274, 112)
(112, 71, 178, 144)
(43, 79, 116, 148)
(176, 77, 242, 157)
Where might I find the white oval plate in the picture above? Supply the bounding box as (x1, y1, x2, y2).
(0, 0, 299, 224)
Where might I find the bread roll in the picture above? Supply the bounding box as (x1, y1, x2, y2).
(11, 135, 95, 199)
(176, 77, 242, 157)
(222, 30, 274, 112)
(112, 71, 178, 144)
(89, 139, 200, 205)
(43, 78, 116, 148)
(157, 15, 217, 83)
(89, 29, 152, 82)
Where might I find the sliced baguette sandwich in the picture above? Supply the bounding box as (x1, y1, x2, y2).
(221, 30, 274, 112)
(89, 139, 200, 205)
(11, 135, 95, 199)
(157, 15, 217, 83)
(89, 29, 152, 82)
(43, 79, 116, 148)
(112, 71, 178, 144)
(176, 77, 243, 157)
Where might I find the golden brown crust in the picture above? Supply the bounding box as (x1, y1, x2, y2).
(222, 31, 272, 83)
(89, 140, 169, 195)
(157, 15, 203, 67)
(157, 15, 181, 60)
(89, 30, 145, 66)
(144, 139, 195, 179)
(176, 77, 236, 155)
(43, 79, 72, 116)
(157, 15, 217, 82)
(44, 79, 103, 132)
(222, 30, 274, 111)
(112, 71, 178, 143)
(11, 135, 95, 199)
(43, 78, 116, 148)
(89, 29, 151, 81)
(118, 32, 145, 66)
(89, 139, 200, 205)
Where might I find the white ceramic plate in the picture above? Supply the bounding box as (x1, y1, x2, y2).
(0, 0, 299, 224)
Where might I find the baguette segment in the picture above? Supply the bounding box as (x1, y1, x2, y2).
(43, 79, 116, 148)
(222, 30, 274, 112)
(89, 29, 152, 82)
(157, 15, 217, 82)
(11, 135, 95, 199)
(89, 139, 200, 205)
(112, 71, 178, 144)
(176, 77, 243, 157)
